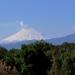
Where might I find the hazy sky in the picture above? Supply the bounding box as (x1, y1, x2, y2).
(0, 0, 75, 40)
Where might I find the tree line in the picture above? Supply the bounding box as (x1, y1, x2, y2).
(0, 40, 75, 75)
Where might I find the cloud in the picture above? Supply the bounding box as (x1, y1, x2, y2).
(19, 20, 29, 29)
(20, 21, 24, 26)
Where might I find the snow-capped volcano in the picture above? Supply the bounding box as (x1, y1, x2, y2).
(1, 27, 44, 44)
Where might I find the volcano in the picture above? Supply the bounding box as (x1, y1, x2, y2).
(0, 27, 44, 44)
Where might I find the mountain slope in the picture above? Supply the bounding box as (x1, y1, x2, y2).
(0, 27, 44, 44)
(1, 29, 75, 49)
(47, 33, 75, 45)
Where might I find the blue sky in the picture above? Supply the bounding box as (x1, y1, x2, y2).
(0, 0, 75, 40)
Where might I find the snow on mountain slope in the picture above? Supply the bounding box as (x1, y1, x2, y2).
(1, 27, 44, 44)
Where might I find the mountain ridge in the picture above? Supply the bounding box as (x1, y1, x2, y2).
(0, 27, 44, 44)
(1, 33, 75, 49)
(47, 33, 75, 45)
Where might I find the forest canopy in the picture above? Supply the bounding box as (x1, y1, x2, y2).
(0, 40, 75, 75)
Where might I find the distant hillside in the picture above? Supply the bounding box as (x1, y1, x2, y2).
(47, 33, 75, 45)
(1, 33, 75, 49)
(0, 40, 36, 49)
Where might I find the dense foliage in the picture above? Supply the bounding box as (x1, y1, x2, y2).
(0, 41, 75, 75)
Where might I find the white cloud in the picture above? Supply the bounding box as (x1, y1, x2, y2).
(20, 21, 24, 27)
